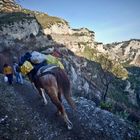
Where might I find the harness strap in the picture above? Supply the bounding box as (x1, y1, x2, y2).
(38, 71, 56, 78)
(36, 65, 59, 78)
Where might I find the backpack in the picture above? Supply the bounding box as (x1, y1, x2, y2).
(30, 51, 45, 64)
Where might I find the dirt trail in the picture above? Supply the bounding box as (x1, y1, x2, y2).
(13, 81, 96, 140)
(0, 79, 137, 140)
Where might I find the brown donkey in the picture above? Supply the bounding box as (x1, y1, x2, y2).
(31, 65, 76, 130)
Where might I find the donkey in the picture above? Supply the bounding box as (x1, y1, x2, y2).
(28, 65, 76, 130)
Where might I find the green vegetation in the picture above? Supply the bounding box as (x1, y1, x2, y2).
(115, 111, 129, 120)
(21, 8, 36, 15)
(96, 54, 128, 79)
(0, 12, 34, 26)
(81, 45, 97, 61)
(22, 8, 68, 29)
(96, 54, 113, 71)
(35, 14, 65, 28)
(80, 45, 129, 103)
(81, 46, 128, 79)
(0, 8, 68, 29)
(112, 64, 128, 79)
(127, 67, 140, 107)
(122, 60, 132, 67)
(136, 122, 140, 130)
(108, 90, 133, 108)
(99, 102, 113, 111)
(73, 33, 87, 36)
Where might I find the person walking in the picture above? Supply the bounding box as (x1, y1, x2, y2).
(13, 62, 23, 84)
(3, 63, 13, 85)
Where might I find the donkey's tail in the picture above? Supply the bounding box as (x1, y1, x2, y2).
(63, 90, 76, 110)
(54, 68, 76, 110)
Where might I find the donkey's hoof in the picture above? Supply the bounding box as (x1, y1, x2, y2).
(44, 100, 48, 105)
(44, 102, 48, 105)
(67, 122, 73, 130)
(67, 125, 73, 130)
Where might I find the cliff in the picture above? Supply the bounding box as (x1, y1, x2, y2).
(0, 0, 21, 12)
(95, 39, 140, 67)
(0, 1, 140, 139)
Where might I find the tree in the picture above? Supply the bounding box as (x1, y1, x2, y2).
(128, 67, 140, 107)
(112, 64, 128, 79)
(96, 54, 113, 102)
(76, 42, 128, 102)
(96, 54, 128, 102)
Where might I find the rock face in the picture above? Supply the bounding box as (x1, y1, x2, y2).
(44, 23, 72, 35)
(61, 51, 102, 103)
(95, 39, 140, 67)
(0, 0, 95, 53)
(0, 1, 40, 40)
(0, 1, 140, 137)
(0, 1, 139, 108)
(0, 0, 21, 12)
(0, 18, 40, 40)
(48, 28, 95, 54)
(0, 0, 140, 68)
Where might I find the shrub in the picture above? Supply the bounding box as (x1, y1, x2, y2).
(116, 110, 129, 120)
(82, 46, 97, 60)
(99, 101, 113, 111)
(81, 46, 128, 80)
(0, 12, 34, 26)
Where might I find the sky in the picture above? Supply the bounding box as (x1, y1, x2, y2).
(18, 0, 140, 44)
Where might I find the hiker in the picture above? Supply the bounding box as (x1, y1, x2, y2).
(13, 61, 23, 84)
(3, 63, 13, 85)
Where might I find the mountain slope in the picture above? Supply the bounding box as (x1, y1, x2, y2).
(0, 75, 139, 140)
(0, 0, 140, 137)
(95, 39, 140, 67)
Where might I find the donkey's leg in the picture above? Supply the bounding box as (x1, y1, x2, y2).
(40, 88, 48, 105)
(33, 82, 42, 97)
(56, 92, 62, 115)
(47, 86, 73, 130)
(36, 87, 48, 105)
(58, 92, 62, 102)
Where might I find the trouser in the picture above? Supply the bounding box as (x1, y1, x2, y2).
(6, 74, 13, 85)
(15, 72, 23, 84)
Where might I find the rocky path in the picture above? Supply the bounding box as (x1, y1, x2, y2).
(0, 76, 140, 140)
(12, 81, 97, 140)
